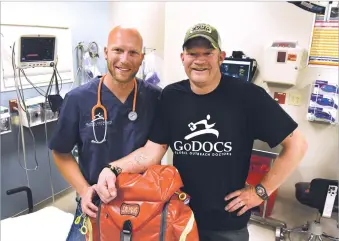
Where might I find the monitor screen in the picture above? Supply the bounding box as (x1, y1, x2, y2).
(220, 60, 252, 82)
(20, 37, 55, 62)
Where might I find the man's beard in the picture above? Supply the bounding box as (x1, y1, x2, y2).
(107, 62, 137, 83)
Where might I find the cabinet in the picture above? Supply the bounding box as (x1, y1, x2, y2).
(1, 122, 70, 219)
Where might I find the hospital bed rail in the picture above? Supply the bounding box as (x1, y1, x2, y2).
(6, 186, 34, 214)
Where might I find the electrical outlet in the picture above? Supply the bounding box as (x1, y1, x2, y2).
(288, 93, 302, 106)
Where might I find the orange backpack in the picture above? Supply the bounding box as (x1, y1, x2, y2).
(85, 165, 199, 241)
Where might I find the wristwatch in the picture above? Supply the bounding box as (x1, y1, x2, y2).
(105, 164, 122, 177)
(255, 184, 269, 201)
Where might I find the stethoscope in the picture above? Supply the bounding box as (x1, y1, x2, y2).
(91, 75, 138, 144)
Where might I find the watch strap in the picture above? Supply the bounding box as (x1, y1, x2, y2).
(106, 164, 122, 177)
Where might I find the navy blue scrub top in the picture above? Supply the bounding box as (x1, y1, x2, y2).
(48, 76, 162, 185)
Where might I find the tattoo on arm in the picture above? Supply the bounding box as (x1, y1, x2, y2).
(127, 145, 167, 173)
(126, 153, 151, 172)
(135, 153, 150, 167)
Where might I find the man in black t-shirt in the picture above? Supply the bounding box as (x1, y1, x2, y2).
(95, 23, 308, 241)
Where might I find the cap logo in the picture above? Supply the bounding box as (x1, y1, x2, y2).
(190, 24, 212, 34)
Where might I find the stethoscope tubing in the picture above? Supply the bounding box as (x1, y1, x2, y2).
(91, 75, 138, 144)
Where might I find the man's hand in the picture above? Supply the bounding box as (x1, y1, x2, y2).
(95, 167, 117, 204)
(224, 185, 263, 216)
(80, 185, 99, 218)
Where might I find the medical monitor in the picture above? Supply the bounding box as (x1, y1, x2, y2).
(17, 35, 57, 69)
(220, 58, 253, 82)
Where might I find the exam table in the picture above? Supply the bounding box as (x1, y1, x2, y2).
(1, 186, 74, 241)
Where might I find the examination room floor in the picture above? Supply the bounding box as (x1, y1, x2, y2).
(48, 190, 338, 241)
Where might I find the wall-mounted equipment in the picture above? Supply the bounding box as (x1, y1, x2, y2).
(288, 1, 327, 15)
(18, 96, 58, 128)
(288, 1, 336, 22)
(0, 106, 11, 135)
(220, 51, 257, 82)
(307, 80, 338, 125)
(261, 41, 308, 86)
(17, 35, 57, 69)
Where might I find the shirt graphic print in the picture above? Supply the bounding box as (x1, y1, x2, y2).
(173, 114, 232, 158)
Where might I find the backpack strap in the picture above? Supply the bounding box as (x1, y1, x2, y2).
(96, 199, 102, 241)
(159, 200, 170, 241)
(120, 220, 133, 241)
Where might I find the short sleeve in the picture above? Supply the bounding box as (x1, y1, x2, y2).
(247, 84, 298, 148)
(48, 92, 80, 153)
(149, 91, 170, 145)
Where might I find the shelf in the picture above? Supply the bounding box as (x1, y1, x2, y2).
(0, 130, 12, 135)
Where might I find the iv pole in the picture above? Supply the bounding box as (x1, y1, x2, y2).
(13, 70, 30, 188)
(140, 47, 156, 79)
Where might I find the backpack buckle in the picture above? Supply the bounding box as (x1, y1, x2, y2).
(121, 220, 132, 241)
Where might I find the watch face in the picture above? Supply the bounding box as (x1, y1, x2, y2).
(256, 186, 264, 195)
(115, 166, 122, 174)
(256, 186, 267, 198)
(256, 185, 268, 200)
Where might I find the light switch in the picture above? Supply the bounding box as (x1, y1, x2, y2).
(288, 93, 302, 106)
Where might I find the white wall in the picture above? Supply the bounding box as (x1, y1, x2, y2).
(164, 2, 338, 203)
(163, 2, 317, 84)
(109, 2, 165, 58)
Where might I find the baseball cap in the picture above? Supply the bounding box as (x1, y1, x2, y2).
(183, 23, 221, 50)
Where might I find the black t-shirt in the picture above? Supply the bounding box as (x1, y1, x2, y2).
(149, 75, 298, 231)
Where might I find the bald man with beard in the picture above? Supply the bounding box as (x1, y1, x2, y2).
(48, 26, 162, 241)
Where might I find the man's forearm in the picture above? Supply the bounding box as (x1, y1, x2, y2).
(109, 142, 168, 174)
(260, 133, 307, 196)
(52, 151, 90, 197)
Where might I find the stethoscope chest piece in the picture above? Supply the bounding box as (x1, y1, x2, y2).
(128, 111, 138, 121)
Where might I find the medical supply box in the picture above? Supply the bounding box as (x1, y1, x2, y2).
(262, 41, 308, 86)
